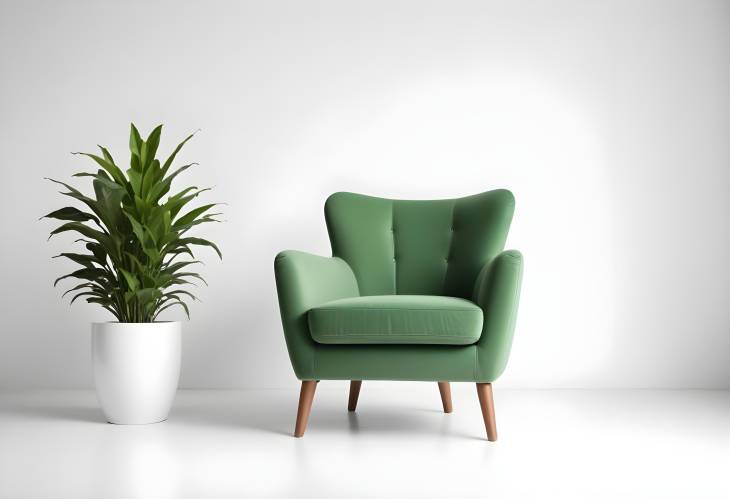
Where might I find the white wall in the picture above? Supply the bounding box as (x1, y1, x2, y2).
(1, 0, 728, 389)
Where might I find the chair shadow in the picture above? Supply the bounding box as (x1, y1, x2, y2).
(171, 395, 483, 441)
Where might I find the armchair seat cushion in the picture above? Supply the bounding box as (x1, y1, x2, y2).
(308, 295, 483, 345)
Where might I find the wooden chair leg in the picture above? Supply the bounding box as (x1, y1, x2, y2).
(437, 382, 453, 413)
(348, 380, 362, 412)
(476, 383, 497, 441)
(294, 380, 317, 437)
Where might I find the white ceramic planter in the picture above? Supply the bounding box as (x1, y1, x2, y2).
(92, 321, 181, 424)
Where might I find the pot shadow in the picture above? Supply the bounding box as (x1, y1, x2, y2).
(0, 403, 105, 424)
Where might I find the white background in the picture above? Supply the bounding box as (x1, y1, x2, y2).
(1, 0, 728, 389)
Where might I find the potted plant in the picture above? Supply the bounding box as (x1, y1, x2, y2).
(43, 124, 221, 424)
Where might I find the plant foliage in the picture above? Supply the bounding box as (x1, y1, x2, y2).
(43, 124, 222, 322)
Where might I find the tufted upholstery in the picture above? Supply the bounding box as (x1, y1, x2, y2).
(325, 190, 515, 299)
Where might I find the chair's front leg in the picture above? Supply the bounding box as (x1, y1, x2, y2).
(476, 383, 498, 441)
(294, 380, 317, 437)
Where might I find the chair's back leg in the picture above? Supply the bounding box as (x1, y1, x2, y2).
(348, 380, 362, 412)
(437, 382, 453, 413)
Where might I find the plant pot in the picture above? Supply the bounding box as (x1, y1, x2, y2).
(92, 321, 181, 424)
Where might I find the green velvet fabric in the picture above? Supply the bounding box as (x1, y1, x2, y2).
(308, 295, 483, 345)
(274, 251, 358, 379)
(274, 189, 523, 382)
(325, 190, 515, 298)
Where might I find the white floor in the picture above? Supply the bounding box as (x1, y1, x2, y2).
(0, 385, 728, 499)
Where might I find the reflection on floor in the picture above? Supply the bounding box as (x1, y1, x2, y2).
(1, 385, 728, 499)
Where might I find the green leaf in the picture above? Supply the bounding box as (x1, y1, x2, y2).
(130, 151, 141, 172)
(164, 246, 195, 263)
(72, 152, 127, 187)
(70, 291, 106, 305)
(54, 267, 107, 287)
(173, 271, 208, 286)
(53, 252, 101, 268)
(92, 176, 127, 231)
(124, 213, 148, 246)
(98, 145, 115, 165)
(45, 178, 104, 221)
(173, 214, 222, 235)
(61, 282, 97, 298)
(86, 298, 121, 320)
(146, 205, 170, 243)
(161, 260, 202, 273)
(153, 299, 190, 320)
(175, 237, 222, 259)
(48, 222, 114, 253)
(160, 130, 198, 177)
(118, 268, 139, 292)
(125, 287, 162, 306)
(129, 123, 142, 160)
(144, 125, 163, 169)
(166, 187, 211, 219)
(147, 163, 197, 203)
(86, 242, 107, 262)
(173, 203, 217, 229)
(141, 245, 161, 265)
(163, 289, 198, 301)
(127, 169, 142, 194)
(140, 159, 160, 198)
(41, 206, 100, 225)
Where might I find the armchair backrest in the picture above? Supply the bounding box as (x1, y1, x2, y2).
(325, 190, 514, 299)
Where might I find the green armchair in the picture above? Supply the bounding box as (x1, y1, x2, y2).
(274, 190, 523, 440)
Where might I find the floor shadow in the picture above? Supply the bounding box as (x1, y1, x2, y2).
(0, 392, 486, 440)
(413, 407, 447, 414)
(0, 404, 105, 424)
(170, 397, 294, 435)
(171, 395, 481, 440)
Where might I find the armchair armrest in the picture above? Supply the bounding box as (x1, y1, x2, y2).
(274, 250, 359, 379)
(473, 250, 523, 381)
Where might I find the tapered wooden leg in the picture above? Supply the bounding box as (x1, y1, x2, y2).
(437, 382, 453, 413)
(348, 380, 362, 412)
(294, 380, 317, 437)
(476, 383, 498, 441)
